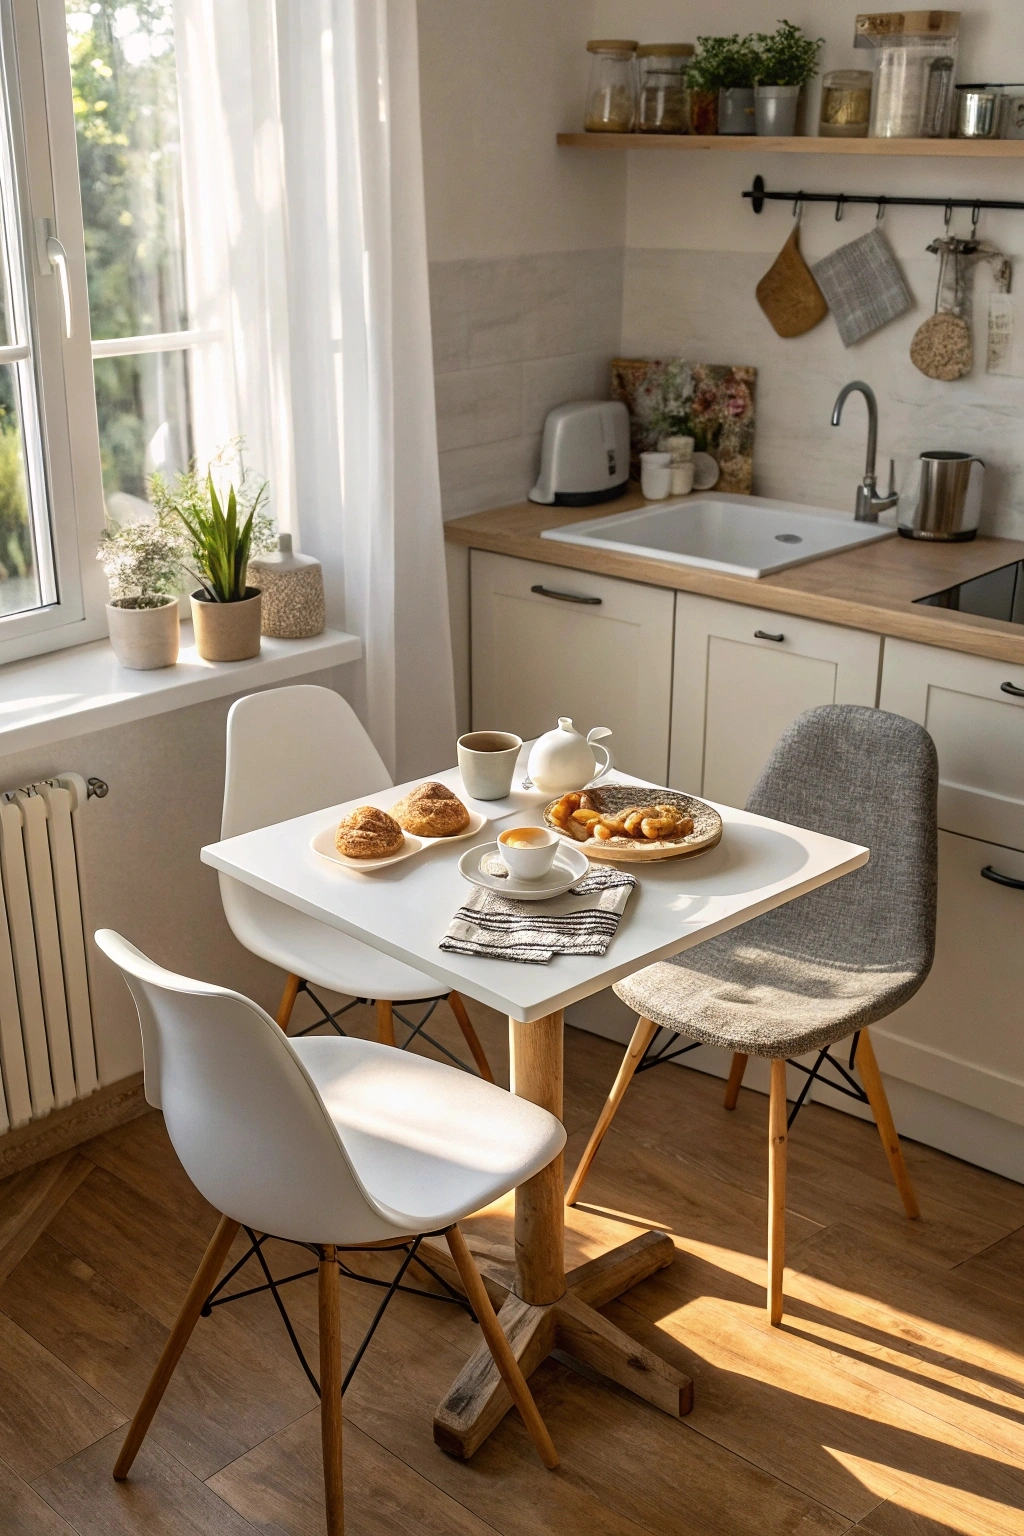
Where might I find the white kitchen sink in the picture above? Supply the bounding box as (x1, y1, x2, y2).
(541, 493, 895, 578)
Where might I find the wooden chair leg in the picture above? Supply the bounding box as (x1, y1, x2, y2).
(767, 1059, 788, 1327)
(445, 1225, 558, 1469)
(375, 999, 396, 1047)
(276, 973, 301, 1032)
(447, 990, 495, 1082)
(855, 1029, 920, 1220)
(113, 1215, 240, 1479)
(566, 1015, 659, 1208)
(724, 1052, 748, 1110)
(319, 1245, 345, 1535)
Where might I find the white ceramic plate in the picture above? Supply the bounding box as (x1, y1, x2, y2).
(458, 840, 590, 901)
(692, 451, 720, 491)
(310, 809, 487, 873)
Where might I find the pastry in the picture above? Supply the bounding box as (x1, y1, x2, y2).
(390, 781, 470, 837)
(335, 805, 404, 859)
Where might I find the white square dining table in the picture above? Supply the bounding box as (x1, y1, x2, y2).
(202, 750, 867, 1458)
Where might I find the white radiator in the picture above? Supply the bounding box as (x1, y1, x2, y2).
(0, 773, 98, 1132)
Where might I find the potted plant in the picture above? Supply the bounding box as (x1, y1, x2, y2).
(97, 513, 185, 670)
(753, 20, 823, 136)
(150, 456, 274, 662)
(688, 34, 760, 135)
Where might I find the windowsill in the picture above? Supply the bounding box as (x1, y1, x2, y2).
(0, 624, 362, 758)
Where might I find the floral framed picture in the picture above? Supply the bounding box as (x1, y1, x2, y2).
(610, 359, 757, 494)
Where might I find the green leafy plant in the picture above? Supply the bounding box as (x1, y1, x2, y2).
(688, 34, 761, 92)
(754, 20, 823, 87)
(163, 473, 267, 603)
(96, 510, 185, 608)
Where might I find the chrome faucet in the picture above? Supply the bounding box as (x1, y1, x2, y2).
(831, 380, 898, 523)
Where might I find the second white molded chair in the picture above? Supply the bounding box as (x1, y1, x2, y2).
(95, 929, 565, 1533)
(221, 685, 493, 1077)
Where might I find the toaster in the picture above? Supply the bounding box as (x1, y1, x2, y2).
(529, 400, 631, 506)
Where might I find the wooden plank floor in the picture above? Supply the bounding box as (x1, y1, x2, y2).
(2, 994, 1023, 1536)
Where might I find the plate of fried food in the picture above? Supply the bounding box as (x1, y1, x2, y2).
(311, 781, 485, 871)
(544, 785, 723, 863)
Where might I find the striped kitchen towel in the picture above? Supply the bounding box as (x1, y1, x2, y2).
(440, 858, 637, 964)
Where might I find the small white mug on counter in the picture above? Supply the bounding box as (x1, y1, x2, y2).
(457, 731, 522, 800)
(671, 461, 695, 495)
(640, 450, 672, 500)
(498, 825, 560, 880)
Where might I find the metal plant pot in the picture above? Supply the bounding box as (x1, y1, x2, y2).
(106, 596, 180, 670)
(190, 587, 262, 662)
(755, 84, 801, 136)
(718, 87, 755, 134)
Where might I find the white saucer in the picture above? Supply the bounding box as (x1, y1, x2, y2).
(692, 451, 720, 491)
(458, 841, 590, 900)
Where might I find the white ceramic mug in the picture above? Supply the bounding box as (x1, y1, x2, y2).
(640, 451, 672, 500)
(498, 825, 560, 880)
(457, 731, 522, 800)
(671, 460, 695, 496)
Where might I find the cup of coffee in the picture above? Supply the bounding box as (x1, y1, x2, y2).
(498, 825, 560, 880)
(457, 731, 523, 800)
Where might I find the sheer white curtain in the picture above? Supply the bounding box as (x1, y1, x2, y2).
(177, 0, 456, 780)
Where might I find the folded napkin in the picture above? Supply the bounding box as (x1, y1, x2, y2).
(440, 857, 637, 965)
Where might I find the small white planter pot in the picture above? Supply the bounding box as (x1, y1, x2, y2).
(106, 596, 180, 670)
(755, 84, 802, 136)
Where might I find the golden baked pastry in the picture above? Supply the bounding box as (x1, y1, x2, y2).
(390, 781, 470, 837)
(335, 805, 405, 860)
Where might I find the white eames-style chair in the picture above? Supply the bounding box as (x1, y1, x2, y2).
(95, 930, 565, 1532)
(221, 685, 493, 1077)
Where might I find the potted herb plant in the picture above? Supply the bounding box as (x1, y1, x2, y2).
(688, 34, 760, 135)
(150, 456, 274, 662)
(753, 20, 823, 136)
(97, 513, 185, 670)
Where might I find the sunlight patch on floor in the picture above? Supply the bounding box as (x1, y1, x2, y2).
(826, 1448, 1023, 1536)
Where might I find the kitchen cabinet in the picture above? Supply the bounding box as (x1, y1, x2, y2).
(470, 550, 675, 783)
(669, 592, 882, 804)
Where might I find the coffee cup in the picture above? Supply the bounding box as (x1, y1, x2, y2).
(457, 731, 522, 800)
(640, 451, 672, 501)
(498, 825, 559, 880)
(671, 460, 695, 496)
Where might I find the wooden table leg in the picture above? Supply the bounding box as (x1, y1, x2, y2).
(432, 1010, 692, 1458)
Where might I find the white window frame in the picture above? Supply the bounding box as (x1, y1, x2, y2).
(0, 0, 107, 666)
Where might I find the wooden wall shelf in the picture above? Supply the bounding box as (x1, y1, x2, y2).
(557, 133, 1024, 158)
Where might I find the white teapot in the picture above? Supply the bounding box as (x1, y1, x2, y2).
(528, 718, 613, 795)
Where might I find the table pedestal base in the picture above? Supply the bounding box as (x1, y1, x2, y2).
(425, 1228, 692, 1459)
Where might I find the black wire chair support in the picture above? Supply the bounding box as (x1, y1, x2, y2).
(200, 1226, 476, 1397)
(290, 979, 482, 1075)
(635, 1025, 868, 1131)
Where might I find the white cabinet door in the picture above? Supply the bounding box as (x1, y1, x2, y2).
(470, 551, 675, 783)
(879, 637, 1024, 852)
(874, 832, 1024, 1130)
(670, 592, 882, 804)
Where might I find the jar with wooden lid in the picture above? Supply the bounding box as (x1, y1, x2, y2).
(855, 11, 959, 138)
(636, 44, 694, 134)
(584, 40, 638, 133)
(819, 69, 873, 136)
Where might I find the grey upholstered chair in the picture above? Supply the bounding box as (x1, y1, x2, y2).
(567, 705, 938, 1326)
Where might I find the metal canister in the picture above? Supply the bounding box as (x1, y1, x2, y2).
(954, 84, 1000, 138)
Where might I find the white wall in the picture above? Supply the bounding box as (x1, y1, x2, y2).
(595, 0, 1024, 536)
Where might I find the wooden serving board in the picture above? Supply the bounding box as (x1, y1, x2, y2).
(543, 786, 723, 863)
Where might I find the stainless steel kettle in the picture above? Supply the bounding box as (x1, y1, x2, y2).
(898, 450, 984, 541)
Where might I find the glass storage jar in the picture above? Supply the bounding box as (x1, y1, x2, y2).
(819, 69, 873, 136)
(584, 39, 638, 133)
(855, 11, 960, 138)
(636, 43, 694, 134)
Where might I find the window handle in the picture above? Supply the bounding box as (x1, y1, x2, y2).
(46, 235, 73, 339)
(530, 584, 602, 605)
(1000, 680, 1024, 698)
(754, 629, 785, 642)
(981, 865, 1024, 891)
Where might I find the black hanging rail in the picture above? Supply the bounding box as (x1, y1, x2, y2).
(744, 173, 1024, 221)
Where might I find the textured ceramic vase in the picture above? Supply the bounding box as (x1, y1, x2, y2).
(190, 588, 262, 662)
(106, 596, 180, 670)
(247, 534, 325, 638)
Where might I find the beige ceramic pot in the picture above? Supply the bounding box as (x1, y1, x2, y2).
(106, 596, 180, 670)
(190, 587, 262, 662)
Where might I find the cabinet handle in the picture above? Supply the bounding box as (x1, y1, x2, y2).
(530, 584, 602, 605)
(1000, 681, 1024, 698)
(754, 629, 785, 642)
(981, 865, 1024, 890)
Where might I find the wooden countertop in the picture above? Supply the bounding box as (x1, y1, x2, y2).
(445, 489, 1024, 667)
